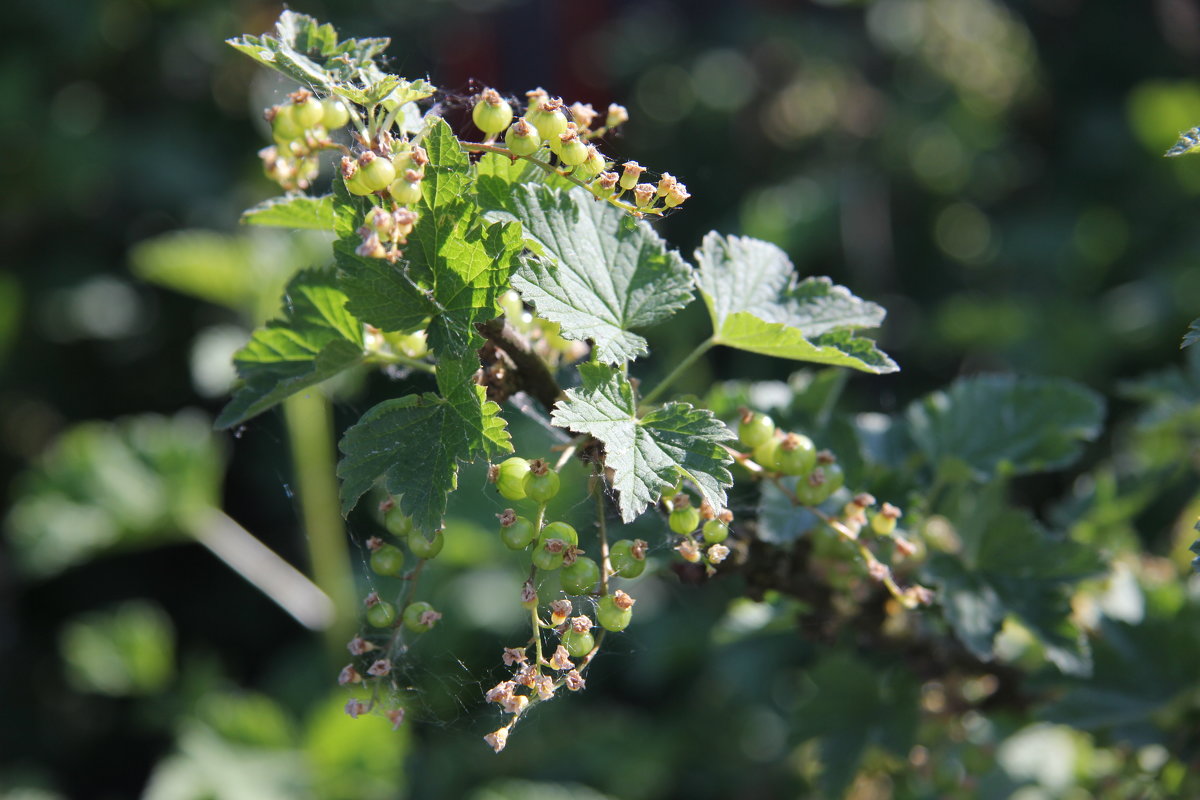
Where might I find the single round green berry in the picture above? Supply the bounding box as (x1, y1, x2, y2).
(472, 90, 514, 135)
(271, 105, 304, 141)
(408, 530, 444, 560)
(531, 540, 565, 571)
(346, 170, 374, 196)
(561, 628, 595, 658)
(370, 544, 406, 577)
(541, 521, 578, 547)
(528, 104, 567, 145)
(753, 437, 781, 472)
(558, 136, 589, 166)
(701, 519, 729, 544)
(669, 504, 701, 535)
(505, 117, 541, 156)
(608, 539, 646, 579)
(778, 433, 817, 477)
(523, 461, 560, 503)
(738, 411, 775, 449)
(384, 504, 413, 537)
(596, 595, 632, 632)
(358, 155, 396, 192)
(390, 148, 425, 178)
(871, 512, 897, 536)
(794, 463, 845, 506)
(493, 457, 530, 501)
(403, 601, 438, 633)
(388, 178, 422, 205)
(292, 95, 325, 129)
(500, 515, 536, 550)
(366, 600, 397, 628)
(560, 556, 601, 594)
(321, 98, 350, 129)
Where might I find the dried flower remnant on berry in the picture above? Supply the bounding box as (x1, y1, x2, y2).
(366, 536, 384, 552)
(502, 646, 528, 666)
(386, 708, 406, 730)
(338, 664, 363, 685)
(502, 693, 529, 714)
(569, 102, 598, 131)
(598, 171, 619, 190)
(676, 538, 701, 563)
(344, 698, 369, 719)
(520, 581, 538, 605)
(620, 161, 646, 191)
(707, 543, 730, 565)
(347, 636, 374, 655)
(419, 608, 443, 627)
(565, 669, 586, 691)
(569, 615, 594, 633)
(606, 103, 629, 128)
(486, 680, 516, 704)
(549, 645, 575, 671)
(485, 727, 510, 753)
(611, 590, 636, 611)
(513, 663, 537, 688)
(549, 599, 573, 625)
(533, 673, 556, 700)
(893, 534, 917, 558)
(367, 659, 392, 677)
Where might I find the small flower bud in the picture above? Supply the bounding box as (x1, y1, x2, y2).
(338, 664, 363, 685)
(549, 645, 575, 671)
(606, 103, 629, 128)
(598, 171, 619, 190)
(867, 560, 890, 582)
(656, 173, 678, 197)
(565, 669, 586, 691)
(905, 585, 934, 606)
(356, 231, 387, 259)
(664, 182, 690, 208)
(347, 636, 375, 656)
(366, 208, 395, 237)
(707, 543, 730, 565)
(633, 183, 656, 208)
(549, 599, 573, 625)
(344, 698, 369, 719)
(893, 534, 917, 558)
(393, 208, 418, 237)
(569, 102, 598, 130)
(852, 492, 876, 508)
(620, 161, 646, 191)
(676, 538, 702, 563)
(521, 580, 538, 605)
(367, 659, 392, 677)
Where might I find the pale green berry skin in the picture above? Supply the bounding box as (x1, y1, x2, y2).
(753, 437, 781, 472)
(505, 120, 541, 156)
(668, 506, 701, 535)
(293, 96, 325, 128)
(495, 457, 530, 501)
(560, 557, 600, 594)
(384, 505, 414, 537)
(408, 530, 444, 559)
(794, 463, 845, 506)
(528, 106, 567, 145)
(346, 171, 374, 196)
(473, 96, 514, 134)
(871, 513, 897, 536)
(524, 468, 560, 503)
(576, 148, 606, 180)
(366, 600, 397, 628)
(778, 435, 817, 477)
(608, 539, 646, 579)
(272, 105, 305, 141)
(738, 413, 775, 448)
(388, 179, 422, 205)
(596, 596, 632, 632)
(701, 519, 729, 544)
(531, 541, 564, 571)
(500, 516, 536, 550)
(370, 544, 406, 577)
(321, 98, 350, 129)
(390, 151, 424, 178)
(561, 629, 595, 658)
(541, 521, 578, 547)
(558, 138, 588, 166)
(359, 158, 397, 192)
(403, 601, 437, 633)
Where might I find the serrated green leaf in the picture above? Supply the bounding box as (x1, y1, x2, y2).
(216, 270, 364, 429)
(337, 118, 522, 361)
(507, 186, 695, 364)
(475, 152, 571, 215)
(241, 195, 334, 231)
(906, 374, 1105, 480)
(381, 79, 435, 110)
(694, 233, 897, 373)
(924, 483, 1104, 674)
(550, 364, 734, 522)
(337, 386, 509, 533)
(790, 652, 919, 797)
(1183, 317, 1200, 348)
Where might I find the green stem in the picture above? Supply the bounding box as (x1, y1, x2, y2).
(640, 338, 715, 406)
(365, 351, 436, 374)
(594, 473, 611, 596)
(283, 392, 358, 651)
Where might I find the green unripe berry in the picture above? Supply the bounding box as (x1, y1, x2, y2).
(576, 145, 606, 180)
(403, 601, 439, 633)
(346, 170, 374, 196)
(669, 504, 701, 535)
(290, 97, 323, 129)
(561, 628, 595, 658)
(384, 504, 413, 537)
(609, 539, 646, 579)
(871, 512, 897, 535)
(370, 544, 406, 577)
(523, 460, 560, 503)
(753, 437, 781, 472)
(472, 89, 514, 135)
(794, 463, 845, 506)
(388, 178, 422, 205)
(358, 155, 396, 192)
(505, 117, 541, 156)
(738, 411, 775, 449)
(321, 98, 350, 129)
(701, 519, 729, 544)
(541, 521, 578, 547)
(531, 540, 565, 571)
(778, 433, 817, 477)
(366, 600, 397, 628)
(596, 594, 633, 632)
(408, 530, 444, 560)
(390, 150, 425, 179)
(271, 105, 304, 141)
(500, 515, 536, 550)
(493, 457, 530, 501)
(560, 556, 600, 594)
(558, 136, 589, 166)
(528, 103, 567, 145)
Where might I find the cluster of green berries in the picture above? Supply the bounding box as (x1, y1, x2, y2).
(343, 137, 429, 262)
(661, 488, 735, 567)
(261, 89, 351, 191)
(469, 86, 685, 216)
(738, 409, 846, 505)
(354, 499, 445, 632)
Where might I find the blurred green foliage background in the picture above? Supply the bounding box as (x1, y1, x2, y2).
(4, 0, 1200, 798)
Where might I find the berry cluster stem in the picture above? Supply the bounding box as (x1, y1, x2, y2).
(594, 471, 612, 596)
